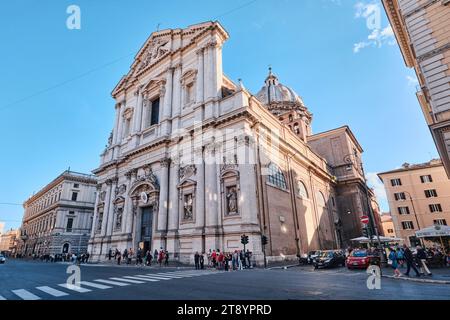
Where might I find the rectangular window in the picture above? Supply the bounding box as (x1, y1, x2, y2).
(397, 206, 410, 215)
(387, 229, 394, 234)
(73, 183, 79, 188)
(429, 204, 443, 212)
(401, 221, 414, 230)
(186, 83, 194, 104)
(66, 218, 74, 232)
(434, 219, 447, 226)
(71, 192, 78, 201)
(424, 189, 438, 198)
(394, 192, 406, 201)
(151, 98, 160, 126)
(390, 178, 402, 187)
(123, 118, 131, 137)
(420, 175, 433, 183)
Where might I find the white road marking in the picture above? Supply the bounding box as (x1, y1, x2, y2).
(58, 283, 92, 293)
(123, 276, 159, 282)
(153, 273, 186, 278)
(12, 289, 41, 300)
(133, 275, 172, 281)
(78, 281, 112, 289)
(36, 286, 69, 297)
(94, 279, 130, 286)
(109, 277, 145, 284)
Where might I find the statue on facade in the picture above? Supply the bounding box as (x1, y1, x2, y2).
(226, 187, 238, 214)
(184, 194, 193, 220)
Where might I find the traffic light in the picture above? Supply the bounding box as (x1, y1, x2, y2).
(261, 235, 268, 246)
(241, 234, 249, 245)
(362, 227, 369, 237)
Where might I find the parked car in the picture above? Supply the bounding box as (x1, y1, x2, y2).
(0, 255, 6, 264)
(307, 250, 321, 264)
(313, 250, 346, 269)
(346, 250, 380, 269)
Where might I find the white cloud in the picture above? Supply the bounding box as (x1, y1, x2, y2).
(406, 75, 419, 86)
(353, 2, 396, 53)
(366, 172, 389, 211)
(355, 2, 379, 19)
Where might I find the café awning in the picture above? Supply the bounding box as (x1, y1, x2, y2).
(415, 225, 450, 238)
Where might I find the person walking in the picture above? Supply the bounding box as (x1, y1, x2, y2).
(164, 251, 169, 267)
(200, 253, 205, 270)
(108, 249, 112, 261)
(396, 246, 405, 268)
(416, 246, 432, 276)
(146, 250, 152, 266)
(194, 252, 200, 270)
(154, 249, 159, 263)
(403, 244, 420, 277)
(211, 250, 217, 268)
(388, 247, 401, 277)
(117, 251, 122, 265)
(158, 249, 165, 267)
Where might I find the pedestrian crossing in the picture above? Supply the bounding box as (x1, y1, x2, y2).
(1, 270, 225, 300)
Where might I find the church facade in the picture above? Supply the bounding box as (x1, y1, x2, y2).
(88, 21, 372, 264)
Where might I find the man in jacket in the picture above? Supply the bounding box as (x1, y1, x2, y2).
(403, 244, 420, 277)
(416, 246, 432, 276)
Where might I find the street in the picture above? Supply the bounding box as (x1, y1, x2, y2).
(0, 259, 449, 300)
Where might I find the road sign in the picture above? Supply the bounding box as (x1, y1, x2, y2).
(361, 216, 370, 224)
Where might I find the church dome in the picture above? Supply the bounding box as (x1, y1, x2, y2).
(255, 68, 306, 108)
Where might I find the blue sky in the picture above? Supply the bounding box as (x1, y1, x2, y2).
(0, 0, 438, 231)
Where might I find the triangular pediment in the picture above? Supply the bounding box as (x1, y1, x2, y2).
(112, 21, 229, 98)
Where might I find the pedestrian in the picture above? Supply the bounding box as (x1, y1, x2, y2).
(154, 249, 159, 263)
(217, 250, 224, 270)
(117, 251, 122, 265)
(396, 246, 405, 268)
(224, 253, 229, 271)
(232, 251, 238, 270)
(239, 250, 245, 269)
(108, 249, 112, 261)
(165, 251, 169, 267)
(211, 250, 217, 268)
(245, 250, 252, 269)
(146, 250, 152, 266)
(416, 246, 432, 276)
(388, 247, 401, 277)
(158, 249, 165, 267)
(194, 252, 200, 270)
(200, 253, 205, 270)
(402, 244, 420, 277)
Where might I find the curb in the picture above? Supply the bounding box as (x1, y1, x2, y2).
(267, 264, 301, 270)
(382, 275, 450, 285)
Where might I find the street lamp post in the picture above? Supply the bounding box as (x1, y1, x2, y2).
(402, 191, 423, 247)
(343, 153, 382, 250)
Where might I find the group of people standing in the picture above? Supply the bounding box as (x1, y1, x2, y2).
(388, 244, 433, 278)
(108, 247, 169, 267)
(194, 249, 253, 271)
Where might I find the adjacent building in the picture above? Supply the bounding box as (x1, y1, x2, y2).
(381, 213, 397, 238)
(378, 159, 450, 246)
(17, 171, 97, 256)
(383, 0, 450, 176)
(88, 21, 375, 264)
(0, 229, 20, 255)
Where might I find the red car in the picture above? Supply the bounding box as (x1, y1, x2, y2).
(346, 250, 380, 269)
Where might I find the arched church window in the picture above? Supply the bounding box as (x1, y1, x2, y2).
(267, 163, 287, 190)
(298, 181, 309, 199)
(316, 191, 327, 207)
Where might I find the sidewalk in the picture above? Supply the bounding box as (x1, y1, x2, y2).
(382, 267, 450, 284)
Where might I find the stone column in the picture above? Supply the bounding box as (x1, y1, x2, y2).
(161, 68, 174, 136)
(124, 170, 136, 235)
(90, 186, 101, 239)
(205, 142, 219, 250)
(100, 180, 113, 237)
(133, 89, 143, 133)
(157, 158, 171, 233)
(238, 136, 258, 226)
(166, 158, 180, 256)
(141, 97, 149, 131)
(113, 103, 121, 145)
(195, 48, 204, 105)
(194, 147, 205, 230)
(116, 102, 125, 144)
(172, 65, 182, 118)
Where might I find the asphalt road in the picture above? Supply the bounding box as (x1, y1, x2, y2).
(0, 259, 449, 300)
